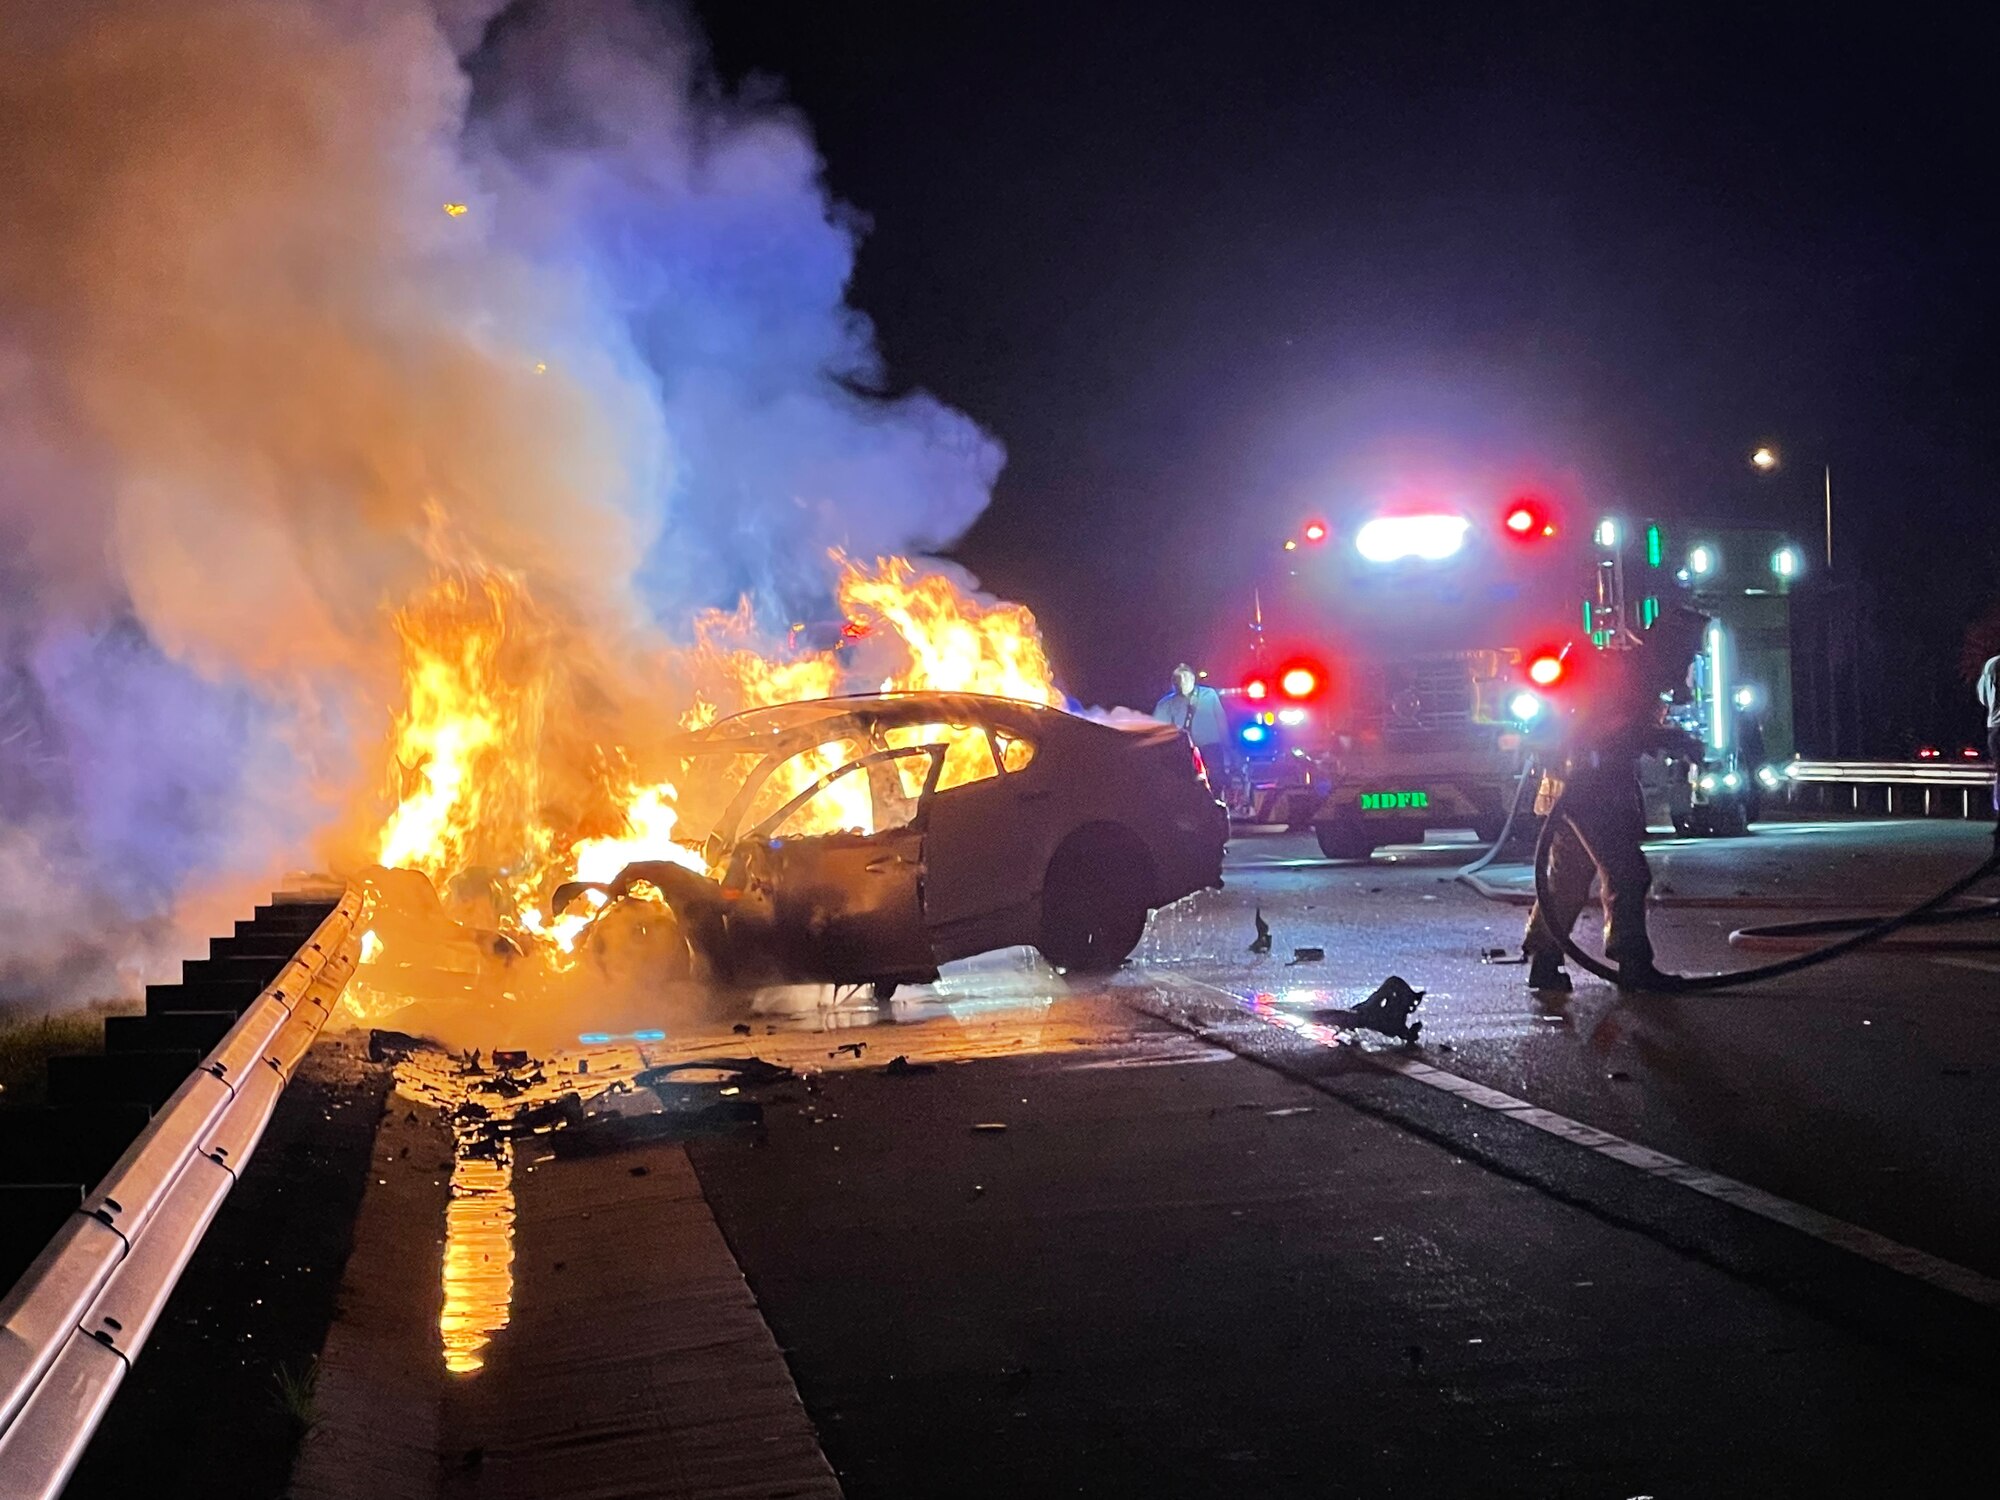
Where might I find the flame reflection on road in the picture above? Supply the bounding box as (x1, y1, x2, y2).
(439, 1142, 515, 1374)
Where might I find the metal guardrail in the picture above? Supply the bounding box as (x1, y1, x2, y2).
(0, 887, 362, 1499)
(1782, 759, 1996, 818)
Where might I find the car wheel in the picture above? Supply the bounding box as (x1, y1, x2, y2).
(1314, 818, 1375, 861)
(1037, 825, 1153, 973)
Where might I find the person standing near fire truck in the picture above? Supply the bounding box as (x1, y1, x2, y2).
(1523, 607, 1710, 991)
(1979, 650, 2000, 830)
(1155, 663, 1230, 782)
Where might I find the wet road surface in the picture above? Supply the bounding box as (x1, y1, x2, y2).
(677, 816, 1999, 1496)
(77, 816, 1997, 1497)
(1140, 818, 2000, 1280)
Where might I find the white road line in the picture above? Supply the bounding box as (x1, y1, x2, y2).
(1932, 956, 2000, 975)
(1145, 972, 2000, 1311)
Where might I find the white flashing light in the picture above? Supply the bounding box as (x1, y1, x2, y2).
(1276, 707, 1307, 727)
(1354, 513, 1470, 564)
(1771, 545, 1802, 580)
(1595, 517, 1620, 548)
(1707, 625, 1728, 751)
(1733, 685, 1757, 710)
(1688, 544, 1717, 577)
(1508, 691, 1543, 722)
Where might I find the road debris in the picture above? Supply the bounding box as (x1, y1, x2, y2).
(1248, 907, 1273, 954)
(1308, 976, 1425, 1043)
(1287, 947, 1325, 965)
(885, 1054, 938, 1077)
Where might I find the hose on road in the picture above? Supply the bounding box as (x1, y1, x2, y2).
(1454, 750, 1541, 880)
(1530, 793, 2000, 991)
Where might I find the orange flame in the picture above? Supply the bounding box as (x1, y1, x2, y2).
(364, 550, 1059, 970)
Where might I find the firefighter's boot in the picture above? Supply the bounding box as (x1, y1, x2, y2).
(1527, 950, 1572, 992)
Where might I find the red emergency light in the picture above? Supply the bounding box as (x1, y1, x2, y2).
(1277, 661, 1324, 700)
(1527, 652, 1566, 688)
(1243, 677, 1269, 701)
(1502, 499, 1557, 540)
(1302, 519, 1329, 544)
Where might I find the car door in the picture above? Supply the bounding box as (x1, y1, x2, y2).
(729, 746, 940, 984)
(918, 727, 1060, 959)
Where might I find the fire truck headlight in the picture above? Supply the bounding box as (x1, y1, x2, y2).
(1757, 764, 1782, 789)
(1699, 773, 1719, 792)
(1355, 514, 1470, 563)
(1723, 771, 1742, 789)
(1241, 723, 1269, 746)
(1508, 691, 1542, 721)
(1277, 707, 1307, 726)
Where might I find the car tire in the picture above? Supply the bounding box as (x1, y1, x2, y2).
(1314, 818, 1375, 861)
(1037, 826, 1153, 973)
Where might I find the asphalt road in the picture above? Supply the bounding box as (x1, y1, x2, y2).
(1144, 818, 2000, 1279)
(670, 814, 2000, 1496)
(71, 815, 2000, 1497)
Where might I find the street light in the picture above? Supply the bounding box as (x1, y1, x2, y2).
(1750, 442, 1833, 569)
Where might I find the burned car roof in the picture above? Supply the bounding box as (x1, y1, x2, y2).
(670, 692, 1183, 759)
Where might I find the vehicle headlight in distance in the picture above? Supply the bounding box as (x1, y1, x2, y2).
(1722, 771, 1741, 789)
(1757, 764, 1782, 789)
(1699, 773, 1718, 791)
(1508, 691, 1542, 721)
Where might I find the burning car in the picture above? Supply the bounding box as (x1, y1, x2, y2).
(553, 693, 1227, 987)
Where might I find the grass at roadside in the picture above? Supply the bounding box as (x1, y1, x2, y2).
(0, 1004, 132, 1108)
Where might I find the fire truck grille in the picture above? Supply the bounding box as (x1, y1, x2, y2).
(1370, 660, 1477, 747)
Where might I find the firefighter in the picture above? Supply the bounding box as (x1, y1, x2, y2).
(1523, 607, 1711, 992)
(1154, 663, 1230, 779)
(1979, 649, 2000, 832)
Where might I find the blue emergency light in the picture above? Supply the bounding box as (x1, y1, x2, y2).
(1240, 722, 1270, 746)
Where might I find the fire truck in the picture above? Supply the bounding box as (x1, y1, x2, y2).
(1222, 496, 1750, 859)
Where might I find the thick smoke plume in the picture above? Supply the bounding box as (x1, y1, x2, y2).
(0, 0, 1004, 1004)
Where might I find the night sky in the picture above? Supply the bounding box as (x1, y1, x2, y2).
(692, 1, 1998, 747)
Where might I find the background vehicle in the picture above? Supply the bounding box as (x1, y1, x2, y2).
(1224, 497, 1808, 854)
(1226, 497, 1599, 859)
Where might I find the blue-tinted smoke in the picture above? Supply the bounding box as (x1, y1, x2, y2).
(0, 0, 1003, 1003)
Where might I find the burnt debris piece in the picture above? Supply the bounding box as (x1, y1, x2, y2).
(1310, 976, 1426, 1044)
(1248, 907, 1272, 955)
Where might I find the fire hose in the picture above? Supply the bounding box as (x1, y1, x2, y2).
(1530, 791, 2000, 991)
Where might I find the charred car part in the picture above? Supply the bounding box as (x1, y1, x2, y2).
(555, 693, 1229, 986)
